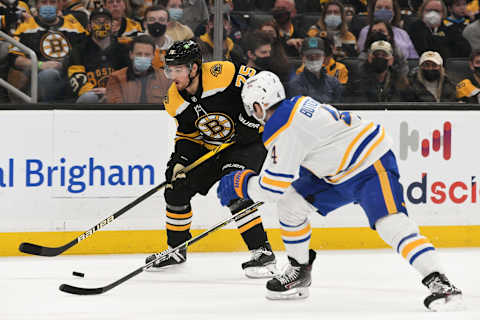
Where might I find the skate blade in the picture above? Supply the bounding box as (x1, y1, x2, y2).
(145, 262, 186, 272)
(266, 287, 309, 300)
(428, 294, 465, 312)
(244, 264, 278, 279)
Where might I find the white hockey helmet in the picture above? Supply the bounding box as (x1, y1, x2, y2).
(241, 71, 286, 124)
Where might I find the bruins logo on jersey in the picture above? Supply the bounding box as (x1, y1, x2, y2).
(195, 112, 234, 141)
(210, 63, 223, 77)
(40, 32, 71, 60)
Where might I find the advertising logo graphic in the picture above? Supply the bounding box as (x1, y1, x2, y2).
(399, 121, 451, 160)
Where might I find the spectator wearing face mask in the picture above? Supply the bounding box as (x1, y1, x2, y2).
(165, 0, 194, 41)
(105, 35, 171, 104)
(8, 0, 88, 102)
(306, 0, 357, 59)
(68, 8, 131, 103)
(407, 0, 471, 59)
(456, 50, 480, 103)
(287, 37, 343, 103)
(346, 40, 409, 102)
(271, 0, 305, 57)
(359, 20, 409, 77)
(142, 5, 174, 70)
(259, 21, 293, 82)
(244, 30, 274, 71)
(295, 36, 349, 85)
(357, 0, 418, 59)
(403, 51, 457, 102)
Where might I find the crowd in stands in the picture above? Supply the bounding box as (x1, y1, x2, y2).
(1, 0, 480, 105)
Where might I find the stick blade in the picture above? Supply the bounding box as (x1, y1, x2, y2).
(59, 284, 104, 295)
(18, 242, 62, 257)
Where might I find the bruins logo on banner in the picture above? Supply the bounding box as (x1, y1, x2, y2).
(210, 63, 222, 77)
(195, 112, 234, 141)
(40, 32, 71, 60)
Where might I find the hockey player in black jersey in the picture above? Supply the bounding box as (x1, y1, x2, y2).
(145, 40, 277, 278)
(67, 7, 130, 103)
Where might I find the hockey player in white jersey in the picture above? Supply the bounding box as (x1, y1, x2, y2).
(216, 71, 464, 311)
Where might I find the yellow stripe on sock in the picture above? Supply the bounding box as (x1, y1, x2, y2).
(401, 238, 429, 258)
(166, 223, 192, 231)
(238, 217, 262, 234)
(166, 211, 192, 219)
(281, 224, 311, 237)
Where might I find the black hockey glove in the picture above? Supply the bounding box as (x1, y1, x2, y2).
(165, 153, 190, 188)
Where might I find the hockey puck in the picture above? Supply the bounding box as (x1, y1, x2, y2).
(72, 271, 85, 278)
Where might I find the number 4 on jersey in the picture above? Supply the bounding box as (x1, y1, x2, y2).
(271, 145, 278, 164)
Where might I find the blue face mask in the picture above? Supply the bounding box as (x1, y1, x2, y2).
(324, 14, 342, 29)
(374, 8, 393, 22)
(168, 8, 183, 21)
(39, 5, 57, 21)
(134, 56, 152, 72)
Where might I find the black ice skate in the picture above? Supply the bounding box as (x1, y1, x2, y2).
(266, 249, 316, 300)
(145, 247, 187, 271)
(242, 242, 277, 278)
(422, 271, 464, 311)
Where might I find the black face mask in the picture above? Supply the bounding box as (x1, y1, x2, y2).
(369, 31, 388, 43)
(422, 69, 441, 81)
(370, 57, 388, 73)
(272, 9, 290, 25)
(147, 22, 167, 38)
(474, 66, 480, 76)
(255, 56, 273, 70)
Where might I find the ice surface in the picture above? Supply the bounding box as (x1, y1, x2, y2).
(1, 248, 479, 320)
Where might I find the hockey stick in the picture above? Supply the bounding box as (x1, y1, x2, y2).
(59, 201, 264, 295)
(18, 142, 234, 257)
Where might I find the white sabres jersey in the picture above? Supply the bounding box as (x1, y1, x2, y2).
(248, 95, 392, 202)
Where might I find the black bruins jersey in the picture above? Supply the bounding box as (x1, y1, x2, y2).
(68, 37, 130, 96)
(10, 14, 88, 62)
(164, 61, 262, 154)
(456, 75, 480, 103)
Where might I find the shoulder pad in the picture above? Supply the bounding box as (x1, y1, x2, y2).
(164, 83, 189, 117)
(62, 14, 87, 33)
(127, 18, 142, 30)
(201, 61, 236, 98)
(456, 78, 479, 98)
(14, 16, 39, 34)
(263, 96, 305, 147)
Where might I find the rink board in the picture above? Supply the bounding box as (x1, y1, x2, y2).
(1, 110, 480, 255)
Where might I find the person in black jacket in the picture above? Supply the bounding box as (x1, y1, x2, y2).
(346, 40, 409, 102)
(271, 0, 306, 57)
(403, 51, 458, 102)
(406, 0, 471, 59)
